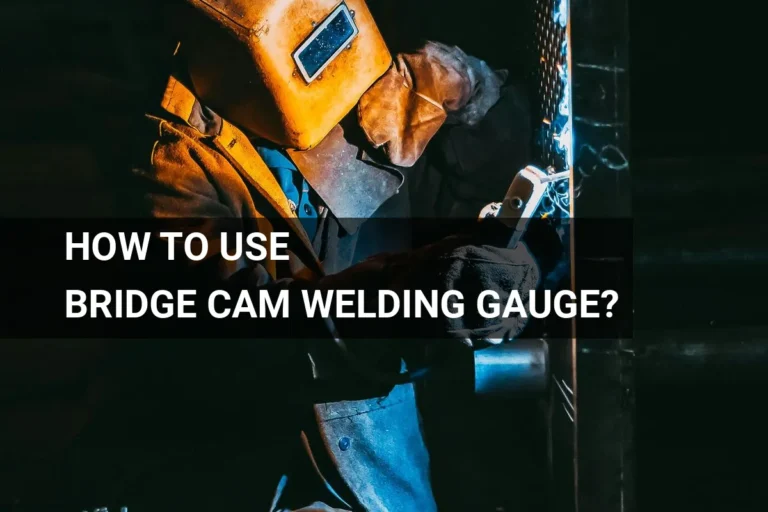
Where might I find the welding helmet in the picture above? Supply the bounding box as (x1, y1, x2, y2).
(177, 0, 392, 150)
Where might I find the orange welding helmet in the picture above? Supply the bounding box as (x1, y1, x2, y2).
(178, 0, 393, 150)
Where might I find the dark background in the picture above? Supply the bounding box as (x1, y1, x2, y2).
(633, 1, 768, 511)
(1, 0, 767, 511)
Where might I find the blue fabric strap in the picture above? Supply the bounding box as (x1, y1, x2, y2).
(255, 146, 319, 239)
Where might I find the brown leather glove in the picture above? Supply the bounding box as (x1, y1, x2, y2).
(357, 41, 507, 167)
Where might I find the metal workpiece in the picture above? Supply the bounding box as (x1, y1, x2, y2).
(473, 340, 550, 396)
(499, 166, 571, 248)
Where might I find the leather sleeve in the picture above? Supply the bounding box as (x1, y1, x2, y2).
(358, 41, 506, 167)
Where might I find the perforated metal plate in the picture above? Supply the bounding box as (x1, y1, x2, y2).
(522, 0, 574, 221)
(531, 0, 571, 172)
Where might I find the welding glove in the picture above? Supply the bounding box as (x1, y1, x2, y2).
(358, 41, 507, 167)
(317, 235, 541, 346)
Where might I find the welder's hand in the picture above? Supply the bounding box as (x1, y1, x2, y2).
(385, 240, 541, 346)
(358, 41, 507, 167)
(318, 236, 540, 346)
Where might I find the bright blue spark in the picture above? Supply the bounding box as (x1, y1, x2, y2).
(552, 39, 573, 171)
(558, 63, 570, 117)
(554, 124, 572, 166)
(542, 26, 573, 218)
(540, 176, 571, 218)
(554, 0, 568, 28)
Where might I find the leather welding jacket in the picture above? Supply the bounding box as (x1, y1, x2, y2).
(130, 73, 438, 512)
(126, 42, 515, 512)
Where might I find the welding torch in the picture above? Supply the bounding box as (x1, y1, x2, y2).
(321, 166, 569, 392)
(480, 165, 570, 249)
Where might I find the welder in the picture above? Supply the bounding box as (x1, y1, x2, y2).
(126, 0, 539, 510)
